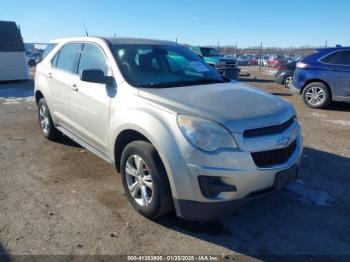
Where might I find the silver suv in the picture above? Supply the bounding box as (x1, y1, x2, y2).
(35, 37, 303, 221)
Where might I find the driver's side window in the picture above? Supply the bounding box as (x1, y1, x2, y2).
(78, 44, 108, 75)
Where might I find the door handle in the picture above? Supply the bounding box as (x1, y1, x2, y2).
(47, 72, 52, 78)
(72, 84, 78, 92)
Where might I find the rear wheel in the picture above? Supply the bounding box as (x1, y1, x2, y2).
(302, 82, 331, 109)
(37, 98, 60, 140)
(120, 141, 173, 219)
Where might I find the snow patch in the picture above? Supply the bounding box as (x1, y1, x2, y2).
(326, 119, 350, 127)
(311, 112, 327, 118)
(286, 179, 335, 206)
(1, 96, 34, 105)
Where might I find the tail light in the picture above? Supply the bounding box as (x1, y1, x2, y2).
(296, 62, 308, 68)
(277, 66, 287, 71)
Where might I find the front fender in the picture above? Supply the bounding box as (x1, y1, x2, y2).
(109, 108, 197, 201)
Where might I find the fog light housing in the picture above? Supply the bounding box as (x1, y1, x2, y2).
(198, 176, 237, 198)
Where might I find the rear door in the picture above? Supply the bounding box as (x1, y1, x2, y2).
(321, 50, 350, 97)
(49, 43, 82, 127)
(69, 43, 112, 153)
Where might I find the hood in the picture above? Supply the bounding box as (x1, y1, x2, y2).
(138, 82, 295, 133)
(204, 56, 235, 63)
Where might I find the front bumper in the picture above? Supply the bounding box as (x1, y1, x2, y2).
(216, 67, 241, 80)
(171, 134, 302, 220)
(176, 164, 298, 221)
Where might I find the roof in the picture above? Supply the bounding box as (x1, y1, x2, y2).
(50, 36, 178, 46)
(315, 47, 350, 52)
(102, 37, 177, 46)
(0, 21, 24, 52)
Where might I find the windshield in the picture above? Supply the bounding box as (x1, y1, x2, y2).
(200, 47, 221, 57)
(111, 44, 224, 88)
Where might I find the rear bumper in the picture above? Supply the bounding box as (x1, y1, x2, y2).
(274, 74, 284, 84)
(290, 83, 302, 95)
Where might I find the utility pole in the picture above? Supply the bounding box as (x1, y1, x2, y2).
(325, 40, 328, 48)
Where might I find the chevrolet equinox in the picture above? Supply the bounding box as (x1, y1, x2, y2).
(35, 37, 303, 220)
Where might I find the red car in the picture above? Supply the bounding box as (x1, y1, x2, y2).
(267, 55, 286, 67)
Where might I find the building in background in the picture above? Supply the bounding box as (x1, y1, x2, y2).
(0, 21, 28, 81)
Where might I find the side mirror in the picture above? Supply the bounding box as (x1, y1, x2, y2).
(80, 69, 114, 84)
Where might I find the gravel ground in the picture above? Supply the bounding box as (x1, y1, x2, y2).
(1, 67, 350, 260)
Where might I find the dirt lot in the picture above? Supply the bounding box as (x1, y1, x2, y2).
(1, 67, 350, 260)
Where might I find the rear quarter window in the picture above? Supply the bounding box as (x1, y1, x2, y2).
(42, 44, 57, 59)
(321, 50, 350, 66)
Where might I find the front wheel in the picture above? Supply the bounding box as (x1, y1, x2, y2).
(302, 82, 331, 109)
(120, 141, 173, 219)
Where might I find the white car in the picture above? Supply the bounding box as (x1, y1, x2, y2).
(35, 37, 303, 220)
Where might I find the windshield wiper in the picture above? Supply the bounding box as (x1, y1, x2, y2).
(187, 79, 225, 86)
(139, 79, 225, 89)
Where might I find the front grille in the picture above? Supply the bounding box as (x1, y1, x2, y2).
(243, 117, 295, 138)
(251, 140, 297, 168)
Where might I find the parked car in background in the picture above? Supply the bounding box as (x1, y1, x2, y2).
(267, 55, 286, 68)
(249, 55, 259, 65)
(189, 46, 240, 80)
(35, 36, 302, 220)
(275, 61, 296, 88)
(257, 55, 269, 66)
(291, 47, 350, 108)
(236, 55, 250, 66)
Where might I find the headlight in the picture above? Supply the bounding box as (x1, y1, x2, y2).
(177, 114, 237, 152)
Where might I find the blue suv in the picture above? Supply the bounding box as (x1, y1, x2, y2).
(291, 47, 350, 109)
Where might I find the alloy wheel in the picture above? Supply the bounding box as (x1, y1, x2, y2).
(285, 76, 293, 88)
(125, 154, 153, 207)
(305, 86, 325, 106)
(39, 104, 50, 135)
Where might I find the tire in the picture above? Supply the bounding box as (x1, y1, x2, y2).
(284, 76, 293, 88)
(302, 82, 331, 109)
(120, 141, 173, 219)
(37, 98, 60, 140)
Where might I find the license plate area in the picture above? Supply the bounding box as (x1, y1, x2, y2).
(274, 165, 298, 191)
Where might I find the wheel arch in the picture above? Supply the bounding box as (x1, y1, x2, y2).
(114, 129, 150, 172)
(112, 125, 182, 203)
(302, 79, 332, 98)
(35, 90, 44, 104)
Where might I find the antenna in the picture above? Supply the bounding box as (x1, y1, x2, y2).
(83, 23, 89, 36)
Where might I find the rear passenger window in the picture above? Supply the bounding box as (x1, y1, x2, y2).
(77, 44, 108, 75)
(56, 43, 82, 73)
(321, 50, 350, 66)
